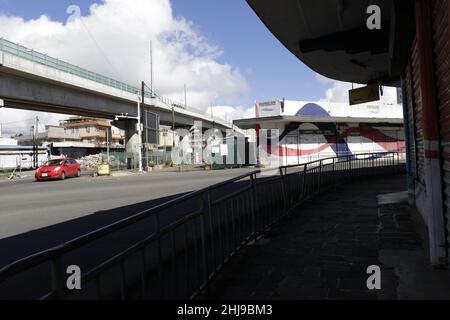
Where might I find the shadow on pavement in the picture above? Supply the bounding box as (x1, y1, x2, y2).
(0, 192, 189, 268)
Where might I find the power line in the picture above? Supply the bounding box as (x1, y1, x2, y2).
(0, 118, 37, 126)
(67, 0, 122, 80)
(1, 126, 33, 130)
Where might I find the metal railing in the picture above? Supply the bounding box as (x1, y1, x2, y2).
(0, 151, 405, 300)
(0, 38, 228, 124)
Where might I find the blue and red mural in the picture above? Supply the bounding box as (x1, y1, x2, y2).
(257, 103, 405, 161)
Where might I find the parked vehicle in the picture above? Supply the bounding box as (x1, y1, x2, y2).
(35, 158, 81, 181)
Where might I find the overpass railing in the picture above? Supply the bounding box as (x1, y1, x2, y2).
(0, 38, 228, 124)
(0, 151, 405, 300)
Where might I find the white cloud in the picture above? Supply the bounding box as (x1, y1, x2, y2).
(0, 0, 249, 132)
(316, 74, 399, 104)
(205, 105, 254, 123)
(0, 108, 63, 137)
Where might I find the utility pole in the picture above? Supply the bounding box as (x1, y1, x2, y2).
(137, 91, 143, 173)
(172, 104, 175, 148)
(33, 116, 39, 169)
(142, 81, 148, 171)
(31, 125, 35, 169)
(106, 127, 110, 164)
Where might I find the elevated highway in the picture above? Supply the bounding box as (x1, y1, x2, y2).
(0, 38, 238, 133)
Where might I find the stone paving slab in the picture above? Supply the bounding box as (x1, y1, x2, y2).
(197, 174, 450, 300)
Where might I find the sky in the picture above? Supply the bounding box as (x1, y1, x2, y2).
(0, 0, 397, 136)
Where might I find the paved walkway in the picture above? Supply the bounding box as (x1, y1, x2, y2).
(199, 174, 450, 300)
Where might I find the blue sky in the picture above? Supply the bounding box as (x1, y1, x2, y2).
(0, 0, 330, 108)
(170, 0, 330, 103)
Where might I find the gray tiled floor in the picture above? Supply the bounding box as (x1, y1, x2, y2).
(198, 174, 450, 300)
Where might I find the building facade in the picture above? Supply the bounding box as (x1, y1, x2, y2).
(401, 0, 450, 265)
(61, 117, 124, 147)
(235, 100, 405, 167)
(0, 140, 47, 171)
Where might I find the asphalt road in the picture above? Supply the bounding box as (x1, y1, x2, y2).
(0, 168, 262, 299)
(0, 168, 254, 241)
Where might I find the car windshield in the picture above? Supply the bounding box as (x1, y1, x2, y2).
(44, 159, 64, 167)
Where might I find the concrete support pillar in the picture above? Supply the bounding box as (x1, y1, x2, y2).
(113, 119, 139, 169)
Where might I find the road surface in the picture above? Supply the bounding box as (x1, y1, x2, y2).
(0, 169, 254, 241)
(0, 168, 260, 299)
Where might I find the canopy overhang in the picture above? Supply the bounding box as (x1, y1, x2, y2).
(234, 115, 404, 130)
(246, 0, 415, 86)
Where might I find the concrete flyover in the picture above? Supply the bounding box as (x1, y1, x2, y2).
(0, 38, 237, 133)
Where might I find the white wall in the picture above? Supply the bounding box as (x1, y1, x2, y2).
(0, 152, 47, 170)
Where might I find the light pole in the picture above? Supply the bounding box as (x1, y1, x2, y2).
(142, 81, 148, 171)
(172, 104, 175, 148)
(105, 127, 110, 164)
(137, 91, 143, 172)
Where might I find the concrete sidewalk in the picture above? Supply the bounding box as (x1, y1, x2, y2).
(199, 174, 450, 300)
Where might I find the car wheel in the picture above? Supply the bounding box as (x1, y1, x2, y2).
(77, 169, 81, 177)
(60, 171, 66, 180)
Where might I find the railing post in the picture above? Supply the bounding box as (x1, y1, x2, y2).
(302, 164, 308, 199)
(372, 153, 375, 175)
(318, 160, 322, 195)
(202, 191, 215, 271)
(351, 155, 354, 179)
(279, 167, 288, 213)
(155, 213, 164, 298)
(139, 249, 147, 299)
(346, 152, 352, 182)
(249, 174, 258, 241)
(50, 257, 65, 299)
(332, 157, 336, 187)
(199, 207, 208, 287)
(392, 152, 395, 174)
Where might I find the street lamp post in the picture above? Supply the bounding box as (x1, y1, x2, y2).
(172, 104, 175, 148)
(106, 127, 110, 164)
(137, 91, 143, 172)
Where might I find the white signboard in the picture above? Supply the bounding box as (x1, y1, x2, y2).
(257, 100, 281, 117)
(220, 144, 228, 156)
(211, 146, 220, 154)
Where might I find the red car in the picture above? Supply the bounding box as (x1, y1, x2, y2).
(35, 158, 81, 181)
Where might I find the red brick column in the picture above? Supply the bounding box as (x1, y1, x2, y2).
(415, 0, 447, 265)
